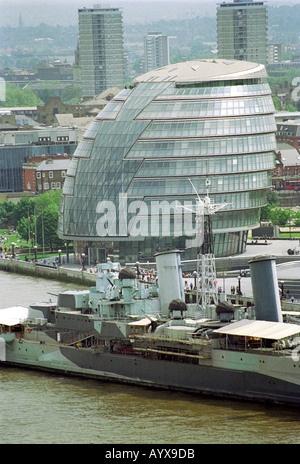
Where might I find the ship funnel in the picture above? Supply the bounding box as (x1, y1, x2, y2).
(155, 250, 184, 317)
(249, 255, 282, 322)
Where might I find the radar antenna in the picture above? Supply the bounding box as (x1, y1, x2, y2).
(177, 178, 230, 310)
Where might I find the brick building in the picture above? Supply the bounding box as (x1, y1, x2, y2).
(272, 143, 300, 190)
(276, 120, 300, 150)
(23, 154, 72, 193)
(37, 97, 88, 126)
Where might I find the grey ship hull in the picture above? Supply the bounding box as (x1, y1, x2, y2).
(3, 341, 300, 407)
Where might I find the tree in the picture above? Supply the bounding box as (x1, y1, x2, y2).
(293, 210, 300, 227)
(269, 207, 295, 226)
(12, 190, 63, 250)
(16, 214, 35, 243)
(260, 190, 279, 222)
(35, 207, 64, 251)
(0, 83, 43, 107)
(34, 190, 63, 250)
(12, 197, 35, 226)
(0, 201, 15, 225)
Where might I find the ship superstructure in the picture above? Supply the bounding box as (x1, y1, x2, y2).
(1, 251, 300, 406)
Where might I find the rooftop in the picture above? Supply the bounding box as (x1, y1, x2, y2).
(36, 159, 71, 171)
(134, 59, 267, 85)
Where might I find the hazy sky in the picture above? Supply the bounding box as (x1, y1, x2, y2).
(1, 0, 300, 28)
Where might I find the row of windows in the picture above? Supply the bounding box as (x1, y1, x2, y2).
(135, 152, 275, 177)
(212, 209, 260, 232)
(74, 139, 94, 159)
(136, 96, 274, 119)
(127, 171, 271, 196)
(97, 101, 124, 120)
(156, 83, 271, 100)
(141, 115, 276, 139)
(60, 201, 261, 239)
(38, 182, 61, 190)
(127, 133, 276, 158)
(140, 190, 266, 212)
(36, 171, 66, 179)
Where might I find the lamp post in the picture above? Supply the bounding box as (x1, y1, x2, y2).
(193, 270, 197, 289)
(279, 280, 285, 300)
(65, 242, 69, 263)
(81, 253, 86, 271)
(237, 275, 242, 295)
(34, 245, 37, 263)
(58, 249, 61, 265)
(11, 242, 15, 259)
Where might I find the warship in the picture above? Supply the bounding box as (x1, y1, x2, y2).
(0, 249, 300, 407)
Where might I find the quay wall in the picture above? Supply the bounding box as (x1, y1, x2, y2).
(184, 291, 300, 312)
(181, 254, 300, 273)
(0, 258, 96, 286)
(1, 258, 299, 313)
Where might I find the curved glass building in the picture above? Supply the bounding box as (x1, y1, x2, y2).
(58, 59, 277, 264)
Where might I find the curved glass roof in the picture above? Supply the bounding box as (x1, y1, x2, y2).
(58, 60, 276, 254)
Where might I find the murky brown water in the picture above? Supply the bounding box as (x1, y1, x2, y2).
(0, 271, 299, 444)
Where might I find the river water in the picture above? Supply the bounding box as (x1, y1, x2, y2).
(0, 271, 299, 445)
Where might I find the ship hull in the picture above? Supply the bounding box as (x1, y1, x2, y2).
(2, 339, 300, 407)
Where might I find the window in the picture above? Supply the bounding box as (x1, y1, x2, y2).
(61, 171, 66, 178)
(51, 182, 56, 189)
(36, 172, 41, 179)
(49, 171, 53, 178)
(56, 182, 61, 189)
(44, 182, 49, 190)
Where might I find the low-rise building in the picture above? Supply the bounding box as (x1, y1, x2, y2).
(23, 156, 72, 193)
(273, 143, 300, 190)
(276, 120, 300, 150)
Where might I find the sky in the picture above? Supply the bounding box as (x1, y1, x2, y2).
(1, 0, 300, 27)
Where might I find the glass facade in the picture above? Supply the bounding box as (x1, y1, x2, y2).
(58, 60, 276, 263)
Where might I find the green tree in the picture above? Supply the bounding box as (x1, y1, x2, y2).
(16, 214, 35, 243)
(61, 86, 82, 104)
(260, 190, 280, 222)
(0, 83, 43, 107)
(0, 201, 15, 225)
(12, 197, 35, 226)
(34, 190, 63, 250)
(269, 207, 295, 226)
(294, 210, 300, 226)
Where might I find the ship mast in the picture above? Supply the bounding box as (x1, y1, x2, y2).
(181, 178, 229, 310)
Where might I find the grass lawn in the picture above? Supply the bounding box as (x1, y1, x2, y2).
(0, 228, 28, 249)
(0, 229, 61, 260)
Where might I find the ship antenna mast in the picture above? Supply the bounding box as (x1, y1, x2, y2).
(178, 178, 229, 310)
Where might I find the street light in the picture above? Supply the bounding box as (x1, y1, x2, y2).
(193, 270, 198, 289)
(58, 249, 61, 265)
(279, 280, 285, 300)
(65, 242, 69, 263)
(237, 275, 242, 295)
(81, 253, 86, 271)
(34, 245, 37, 262)
(11, 242, 15, 259)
